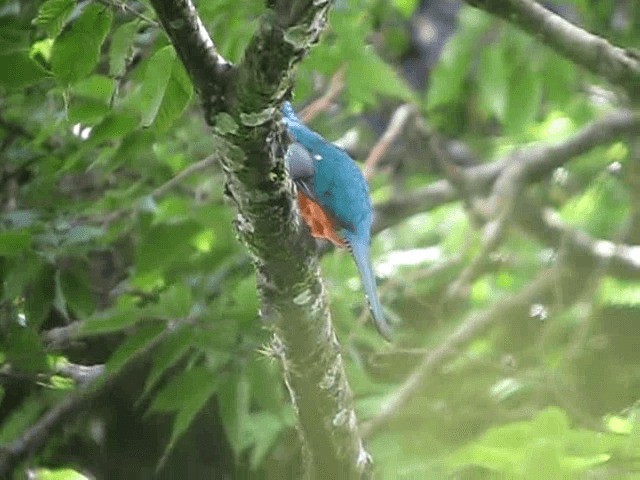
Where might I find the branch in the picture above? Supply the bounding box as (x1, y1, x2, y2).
(151, 154, 218, 199)
(514, 197, 640, 281)
(375, 110, 640, 282)
(363, 104, 416, 181)
(0, 319, 189, 477)
(464, 0, 640, 96)
(300, 65, 347, 123)
(362, 254, 595, 437)
(149, 0, 231, 111)
(149, 0, 372, 476)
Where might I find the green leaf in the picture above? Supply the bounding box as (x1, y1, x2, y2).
(109, 21, 139, 77)
(541, 51, 577, 107)
(50, 4, 112, 84)
(140, 46, 176, 127)
(478, 45, 508, 121)
(59, 268, 95, 318)
(4, 324, 48, 373)
(135, 221, 202, 274)
(159, 283, 193, 319)
(218, 372, 252, 456)
(141, 327, 194, 399)
(0, 395, 46, 444)
(68, 75, 115, 124)
(149, 366, 217, 414)
(106, 324, 164, 374)
(247, 412, 287, 469)
(153, 59, 193, 133)
(531, 407, 570, 438)
(155, 367, 220, 467)
(392, 0, 420, 18)
(599, 277, 640, 306)
(86, 111, 139, 147)
(82, 297, 141, 335)
(29, 468, 90, 480)
(0, 230, 31, 256)
(0, 52, 49, 89)
(33, 0, 75, 37)
(505, 68, 542, 133)
(426, 8, 491, 109)
(24, 265, 56, 329)
(247, 359, 284, 413)
(521, 439, 563, 479)
(346, 49, 414, 105)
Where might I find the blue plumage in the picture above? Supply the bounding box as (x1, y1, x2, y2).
(282, 102, 392, 340)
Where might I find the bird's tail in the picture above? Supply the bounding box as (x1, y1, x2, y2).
(349, 239, 392, 341)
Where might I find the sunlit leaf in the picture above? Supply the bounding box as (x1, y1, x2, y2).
(50, 4, 112, 84)
(33, 0, 75, 37)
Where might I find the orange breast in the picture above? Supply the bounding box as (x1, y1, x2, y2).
(297, 191, 345, 248)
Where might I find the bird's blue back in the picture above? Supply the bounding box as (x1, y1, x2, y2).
(281, 102, 372, 237)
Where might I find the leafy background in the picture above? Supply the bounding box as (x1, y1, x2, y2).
(0, 0, 639, 478)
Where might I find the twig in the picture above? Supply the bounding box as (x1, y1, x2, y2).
(300, 65, 347, 123)
(55, 362, 105, 384)
(363, 104, 416, 181)
(374, 110, 640, 282)
(514, 197, 640, 280)
(151, 154, 218, 199)
(98, 0, 159, 27)
(43, 322, 83, 351)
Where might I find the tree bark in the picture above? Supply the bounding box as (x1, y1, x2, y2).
(148, 0, 372, 476)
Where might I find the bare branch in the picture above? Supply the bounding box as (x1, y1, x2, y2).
(300, 65, 347, 123)
(151, 154, 218, 199)
(514, 198, 640, 280)
(464, 0, 640, 96)
(55, 361, 105, 384)
(363, 104, 416, 181)
(374, 110, 640, 288)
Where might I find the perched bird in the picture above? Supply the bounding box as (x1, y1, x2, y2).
(282, 101, 392, 340)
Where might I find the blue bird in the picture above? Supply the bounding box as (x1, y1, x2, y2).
(282, 101, 392, 340)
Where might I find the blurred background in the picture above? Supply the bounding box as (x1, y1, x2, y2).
(0, 0, 639, 478)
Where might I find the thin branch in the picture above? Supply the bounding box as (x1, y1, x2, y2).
(375, 110, 640, 261)
(55, 361, 105, 384)
(98, 0, 159, 27)
(464, 0, 640, 96)
(300, 65, 347, 123)
(151, 154, 218, 199)
(363, 104, 416, 181)
(514, 197, 640, 280)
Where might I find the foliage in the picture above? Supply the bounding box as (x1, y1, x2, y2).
(0, 0, 638, 478)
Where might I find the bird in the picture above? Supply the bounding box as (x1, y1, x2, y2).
(282, 101, 392, 341)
